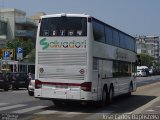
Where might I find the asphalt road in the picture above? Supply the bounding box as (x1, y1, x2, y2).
(0, 75, 160, 120)
(136, 75, 160, 87)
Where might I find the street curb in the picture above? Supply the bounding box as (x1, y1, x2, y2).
(131, 96, 160, 114)
(131, 82, 160, 114)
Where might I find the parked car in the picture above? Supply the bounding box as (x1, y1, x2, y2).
(136, 69, 146, 77)
(0, 73, 10, 91)
(6, 72, 29, 90)
(137, 66, 148, 77)
(28, 79, 35, 96)
(149, 69, 153, 75)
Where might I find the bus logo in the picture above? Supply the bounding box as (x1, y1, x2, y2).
(40, 38, 86, 50)
(40, 38, 49, 50)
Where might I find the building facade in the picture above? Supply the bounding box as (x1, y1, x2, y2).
(0, 8, 38, 73)
(30, 12, 46, 25)
(0, 8, 37, 46)
(0, 16, 7, 48)
(136, 36, 160, 63)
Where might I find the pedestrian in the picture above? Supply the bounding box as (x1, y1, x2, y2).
(145, 68, 149, 77)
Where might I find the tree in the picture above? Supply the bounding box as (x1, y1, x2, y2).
(138, 53, 154, 67)
(26, 48, 35, 63)
(6, 38, 34, 61)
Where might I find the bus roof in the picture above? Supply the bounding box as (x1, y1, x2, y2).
(41, 13, 91, 19)
(40, 13, 135, 39)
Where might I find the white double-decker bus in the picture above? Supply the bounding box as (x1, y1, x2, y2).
(35, 13, 137, 106)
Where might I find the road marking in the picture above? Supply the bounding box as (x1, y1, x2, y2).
(59, 112, 83, 118)
(12, 106, 47, 114)
(85, 111, 113, 120)
(35, 110, 59, 115)
(156, 106, 160, 108)
(0, 104, 26, 111)
(0, 103, 8, 106)
(146, 109, 155, 112)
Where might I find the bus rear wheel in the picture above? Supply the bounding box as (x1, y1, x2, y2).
(107, 86, 114, 104)
(97, 87, 107, 107)
(102, 88, 107, 106)
(127, 83, 133, 97)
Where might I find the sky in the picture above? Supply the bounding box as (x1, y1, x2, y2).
(1, 0, 160, 37)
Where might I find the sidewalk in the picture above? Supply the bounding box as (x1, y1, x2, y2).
(141, 98, 160, 114)
(131, 82, 160, 114)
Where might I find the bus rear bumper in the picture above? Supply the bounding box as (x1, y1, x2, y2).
(34, 88, 94, 101)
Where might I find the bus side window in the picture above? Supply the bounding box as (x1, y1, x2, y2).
(93, 58, 98, 70)
(92, 19, 105, 43)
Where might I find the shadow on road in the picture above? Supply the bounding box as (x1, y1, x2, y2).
(40, 94, 156, 114)
(107, 94, 156, 113)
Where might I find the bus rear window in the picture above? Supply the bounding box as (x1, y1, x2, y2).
(39, 17, 87, 36)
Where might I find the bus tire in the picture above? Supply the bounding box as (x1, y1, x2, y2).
(127, 83, 133, 97)
(107, 86, 114, 104)
(97, 86, 107, 107)
(102, 87, 107, 106)
(28, 91, 34, 96)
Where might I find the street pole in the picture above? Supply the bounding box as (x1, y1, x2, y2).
(19, 59, 20, 72)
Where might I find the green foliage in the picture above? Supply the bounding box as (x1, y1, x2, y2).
(28, 48, 35, 63)
(138, 53, 154, 67)
(154, 62, 160, 67)
(6, 38, 34, 61)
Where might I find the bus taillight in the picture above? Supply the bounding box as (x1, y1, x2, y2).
(81, 82, 92, 92)
(35, 80, 42, 89)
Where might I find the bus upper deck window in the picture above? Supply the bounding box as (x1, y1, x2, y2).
(43, 30, 49, 36)
(52, 30, 57, 36)
(68, 30, 74, 36)
(77, 30, 82, 36)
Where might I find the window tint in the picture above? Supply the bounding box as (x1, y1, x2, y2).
(112, 29, 120, 46)
(93, 58, 98, 70)
(0, 21, 7, 35)
(93, 20, 105, 43)
(40, 17, 87, 36)
(105, 26, 112, 45)
(131, 38, 135, 51)
(92, 18, 136, 52)
(119, 33, 126, 48)
(113, 61, 131, 77)
(119, 32, 136, 51)
(125, 36, 130, 50)
(113, 61, 119, 77)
